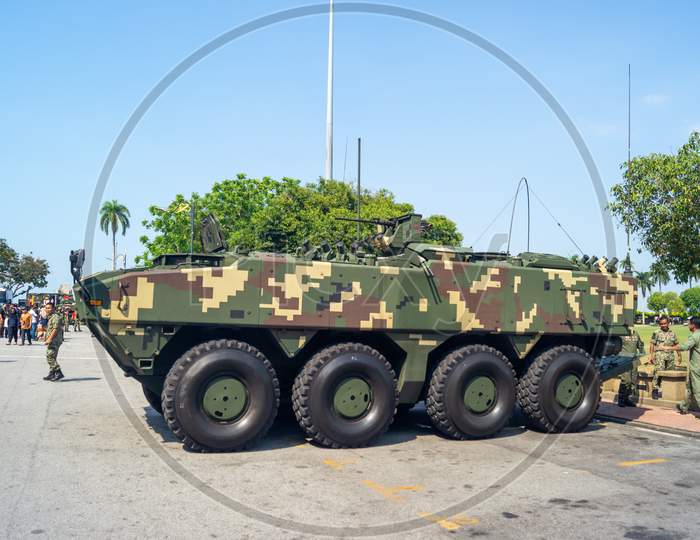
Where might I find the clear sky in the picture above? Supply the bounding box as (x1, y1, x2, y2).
(2, 1, 698, 307)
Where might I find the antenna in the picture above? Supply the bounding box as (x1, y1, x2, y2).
(324, 0, 334, 180)
(506, 177, 530, 255)
(357, 137, 362, 240)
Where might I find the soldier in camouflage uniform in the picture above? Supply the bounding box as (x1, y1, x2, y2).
(43, 303, 65, 381)
(648, 315, 681, 399)
(63, 308, 71, 332)
(660, 317, 700, 414)
(618, 329, 645, 407)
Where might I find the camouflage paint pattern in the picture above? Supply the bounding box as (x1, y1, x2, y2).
(74, 214, 637, 403)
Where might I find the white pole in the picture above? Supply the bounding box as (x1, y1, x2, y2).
(324, 0, 334, 180)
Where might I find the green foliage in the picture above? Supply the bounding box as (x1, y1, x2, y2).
(680, 287, 700, 315)
(100, 200, 131, 270)
(646, 291, 667, 313)
(609, 131, 700, 283)
(634, 271, 654, 298)
(664, 292, 686, 315)
(0, 238, 49, 297)
(99, 200, 131, 237)
(137, 176, 463, 264)
(423, 215, 464, 246)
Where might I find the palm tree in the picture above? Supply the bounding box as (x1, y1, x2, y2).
(649, 261, 670, 291)
(100, 200, 131, 270)
(635, 271, 654, 298)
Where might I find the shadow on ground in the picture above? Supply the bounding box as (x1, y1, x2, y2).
(143, 401, 538, 452)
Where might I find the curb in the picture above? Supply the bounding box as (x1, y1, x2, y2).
(594, 413, 700, 439)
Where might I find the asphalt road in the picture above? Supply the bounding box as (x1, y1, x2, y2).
(2, 331, 700, 539)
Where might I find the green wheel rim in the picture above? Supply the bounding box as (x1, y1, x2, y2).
(555, 374, 584, 409)
(202, 377, 247, 421)
(333, 377, 372, 419)
(463, 376, 497, 414)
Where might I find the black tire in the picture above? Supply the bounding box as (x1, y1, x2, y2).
(517, 345, 601, 433)
(292, 343, 398, 448)
(426, 345, 516, 439)
(163, 339, 279, 452)
(142, 384, 163, 415)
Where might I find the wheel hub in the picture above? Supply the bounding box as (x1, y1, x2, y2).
(463, 376, 496, 414)
(202, 377, 247, 421)
(555, 374, 584, 409)
(333, 377, 372, 419)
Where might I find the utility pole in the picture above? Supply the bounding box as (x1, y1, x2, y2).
(357, 137, 361, 240)
(625, 64, 632, 268)
(324, 0, 334, 180)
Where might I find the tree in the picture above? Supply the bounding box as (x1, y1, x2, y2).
(138, 176, 463, 264)
(0, 239, 49, 298)
(0, 239, 18, 286)
(634, 271, 654, 298)
(647, 291, 667, 313)
(609, 131, 700, 284)
(649, 261, 670, 291)
(680, 287, 700, 315)
(100, 200, 131, 270)
(664, 292, 686, 316)
(423, 215, 464, 246)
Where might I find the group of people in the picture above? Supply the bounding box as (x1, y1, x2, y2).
(1, 302, 80, 346)
(619, 315, 700, 415)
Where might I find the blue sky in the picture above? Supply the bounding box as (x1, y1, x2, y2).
(2, 1, 698, 307)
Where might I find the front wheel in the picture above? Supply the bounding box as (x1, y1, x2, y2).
(163, 339, 279, 452)
(517, 345, 601, 432)
(427, 345, 516, 439)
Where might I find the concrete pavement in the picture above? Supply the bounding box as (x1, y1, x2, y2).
(2, 331, 700, 539)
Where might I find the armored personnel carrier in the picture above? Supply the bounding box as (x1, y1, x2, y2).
(72, 214, 636, 451)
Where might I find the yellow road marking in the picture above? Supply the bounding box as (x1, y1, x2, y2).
(362, 480, 423, 502)
(418, 512, 479, 531)
(323, 458, 356, 471)
(618, 458, 668, 468)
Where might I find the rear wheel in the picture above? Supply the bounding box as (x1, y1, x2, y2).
(292, 343, 397, 448)
(427, 345, 516, 439)
(163, 339, 279, 452)
(142, 384, 163, 415)
(517, 345, 601, 432)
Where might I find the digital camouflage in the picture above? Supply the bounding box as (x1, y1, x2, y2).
(74, 214, 637, 403)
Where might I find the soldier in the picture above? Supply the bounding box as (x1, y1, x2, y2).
(43, 303, 65, 381)
(618, 328, 645, 407)
(648, 315, 682, 399)
(63, 307, 71, 332)
(74, 312, 81, 332)
(660, 316, 700, 415)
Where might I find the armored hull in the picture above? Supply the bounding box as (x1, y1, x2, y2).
(73, 214, 636, 451)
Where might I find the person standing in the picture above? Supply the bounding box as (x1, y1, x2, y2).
(29, 304, 38, 340)
(618, 328, 645, 407)
(43, 303, 65, 381)
(19, 307, 32, 345)
(6, 305, 19, 345)
(648, 315, 682, 399)
(660, 316, 700, 415)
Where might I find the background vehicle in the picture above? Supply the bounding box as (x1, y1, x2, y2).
(72, 214, 636, 451)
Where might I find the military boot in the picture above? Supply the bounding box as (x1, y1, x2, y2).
(617, 392, 627, 407)
(52, 369, 65, 381)
(651, 388, 660, 400)
(43, 370, 56, 381)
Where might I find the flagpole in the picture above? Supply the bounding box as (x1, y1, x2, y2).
(324, 0, 334, 180)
